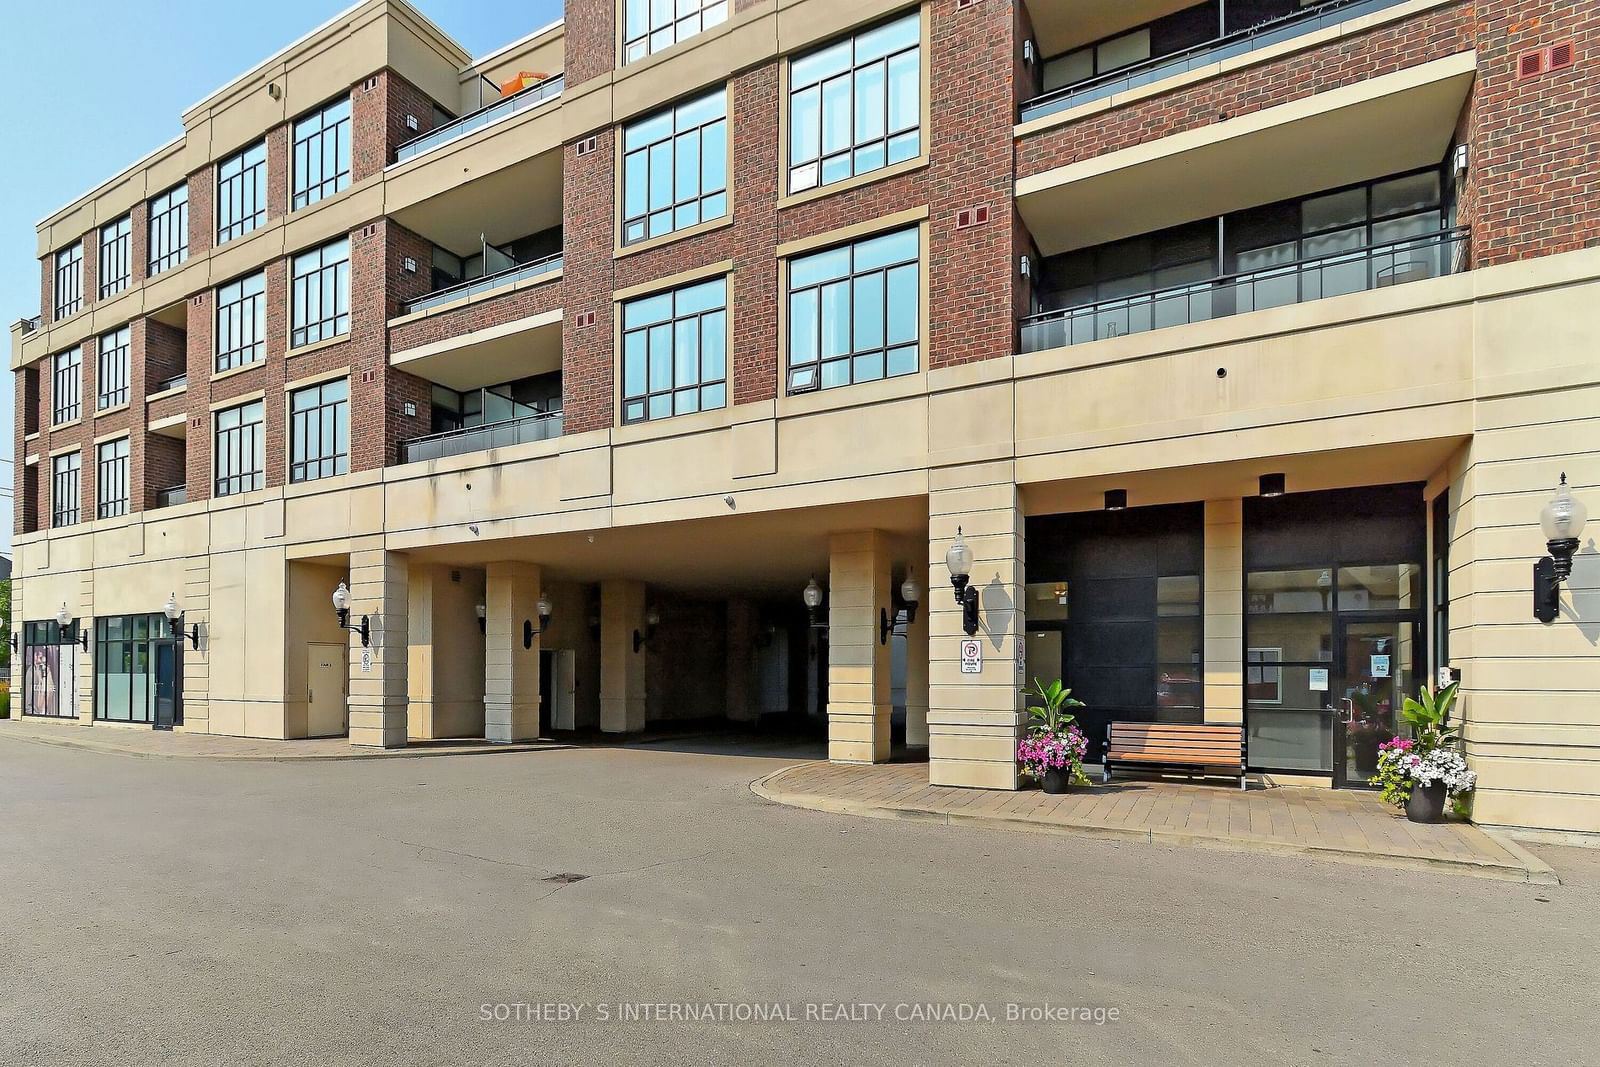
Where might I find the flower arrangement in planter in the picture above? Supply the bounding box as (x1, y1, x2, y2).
(1369, 682, 1476, 823)
(1017, 678, 1091, 794)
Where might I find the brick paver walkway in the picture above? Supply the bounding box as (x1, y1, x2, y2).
(754, 760, 1557, 883)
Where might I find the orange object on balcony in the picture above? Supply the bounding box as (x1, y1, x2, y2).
(500, 71, 549, 97)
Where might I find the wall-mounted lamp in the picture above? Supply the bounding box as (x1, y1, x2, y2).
(526, 594, 555, 649)
(946, 528, 980, 637)
(8, 633, 15, 653)
(1104, 489, 1128, 511)
(56, 603, 89, 651)
(475, 603, 487, 635)
(803, 577, 826, 629)
(162, 592, 201, 649)
(332, 581, 370, 647)
(881, 569, 923, 644)
(1259, 473, 1286, 497)
(633, 606, 660, 652)
(1534, 472, 1588, 623)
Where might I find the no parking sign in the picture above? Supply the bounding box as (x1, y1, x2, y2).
(959, 639, 982, 674)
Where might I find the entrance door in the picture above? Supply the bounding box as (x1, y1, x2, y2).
(153, 642, 180, 730)
(1333, 617, 1417, 787)
(306, 643, 347, 737)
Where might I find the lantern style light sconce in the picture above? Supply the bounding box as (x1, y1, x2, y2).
(880, 568, 923, 643)
(56, 603, 89, 651)
(475, 603, 487, 635)
(1259, 473, 1286, 497)
(803, 577, 826, 629)
(332, 581, 370, 647)
(633, 606, 660, 652)
(1534, 472, 1588, 623)
(946, 528, 980, 637)
(525, 594, 555, 649)
(163, 592, 202, 649)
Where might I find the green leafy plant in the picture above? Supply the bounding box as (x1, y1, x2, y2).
(1399, 681, 1460, 752)
(1025, 677, 1083, 734)
(1019, 678, 1091, 786)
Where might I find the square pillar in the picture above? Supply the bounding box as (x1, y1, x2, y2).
(485, 562, 542, 743)
(928, 463, 1025, 789)
(827, 530, 893, 764)
(600, 579, 647, 733)
(1203, 499, 1244, 725)
(347, 548, 409, 748)
(904, 565, 930, 749)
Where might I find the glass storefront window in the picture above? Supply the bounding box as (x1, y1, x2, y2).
(1024, 581, 1069, 622)
(23, 620, 80, 718)
(95, 613, 173, 724)
(1337, 563, 1422, 611)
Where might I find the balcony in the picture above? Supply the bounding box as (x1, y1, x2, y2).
(153, 372, 188, 393)
(1021, 226, 1468, 353)
(1020, 0, 1413, 124)
(394, 74, 564, 164)
(399, 410, 563, 464)
(154, 485, 187, 508)
(403, 252, 564, 315)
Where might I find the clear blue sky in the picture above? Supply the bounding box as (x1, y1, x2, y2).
(0, 0, 564, 552)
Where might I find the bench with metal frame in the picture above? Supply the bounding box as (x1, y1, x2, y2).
(1103, 722, 1249, 791)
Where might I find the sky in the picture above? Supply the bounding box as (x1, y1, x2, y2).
(0, 0, 565, 554)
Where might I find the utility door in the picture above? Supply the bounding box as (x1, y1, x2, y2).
(306, 643, 348, 737)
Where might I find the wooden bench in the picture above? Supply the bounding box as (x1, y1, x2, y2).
(1103, 722, 1248, 790)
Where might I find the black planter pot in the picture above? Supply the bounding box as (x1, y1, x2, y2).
(1040, 767, 1073, 795)
(1406, 782, 1447, 823)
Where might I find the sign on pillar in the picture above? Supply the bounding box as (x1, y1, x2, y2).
(959, 639, 983, 674)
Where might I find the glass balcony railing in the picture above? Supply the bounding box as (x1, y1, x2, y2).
(394, 75, 565, 163)
(1020, 227, 1468, 354)
(153, 372, 188, 393)
(154, 485, 187, 508)
(399, 410, 564, 464)
(1020, 0, 1411, 123)
(402, 253, 563, 315)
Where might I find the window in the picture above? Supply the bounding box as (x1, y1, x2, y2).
(623, 0, 726, 63)
(52, 348, 82, 424)
(214, 399, 265, 497)
(97, 327, 130, 409)
(94, 614, 176, 724)
(216, 140, 267, 243)
(22, 619, 81, 718)
(1432, 490, 1450, 678)
(786, 226, 918, 393)
(289, 378, 349, 483)
(215, 272, 267, 371)
(99, 216, 131, 297)
(51, 451, 80, 527)
(788, 12, 920, 194)
(54, 243, 83, 319)
(148, 183, 189, 275)
(97, 437, 129, 519)
(292, 98, 351, 209)
(1246, 648, 1283, 704)
(291, 238, 351, 347)
(622, 89, 728, 245)
(621, 276, 727, 423)
(1041, 28, 1152, 92)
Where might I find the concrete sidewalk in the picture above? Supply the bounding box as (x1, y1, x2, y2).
(753, 760, 1558, 884)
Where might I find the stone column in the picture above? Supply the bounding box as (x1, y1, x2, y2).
(600, 579, 647, 734)
(180, 554, 210, 733)
(827, 530, 893, 764)
(485, 562, 543, 743)
(1203, 499, 1245, 726)
(904, 567, 930, 749)
(347, 546, 409, 748)
(928, 463, 1025, 789)
(725, 598, 757, 723)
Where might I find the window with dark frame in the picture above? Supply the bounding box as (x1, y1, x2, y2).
(99, 216, 132, 298)
(621, 89, 728, 246)
(788, 11, 920, 194)
(54, 242, 83, 319)
(786, 225, 919, 394)
(22, 619, 81, 718)
(1432, 490, 1450, 679)
(622, 0, 727, 64)
(291, 97, 351, 210)
(213, 399, 265, 497)
(51, 451, 80, 527)
(97, 437, 129, 519)
(148, 183, 189, 275)
(215, 272, 267, 371)
(97, 327, 130, 409)
(94, 614, 175, 724)
(620, 276, 728, 424)
(289, 378, 350, 483)
(290, 238, 351, 348)
(52, 347, 82, 424)
(216, 140, 267, 243)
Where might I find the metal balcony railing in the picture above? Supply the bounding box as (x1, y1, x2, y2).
(399, 410, 564, 464)
(1020, 227, 1469, 354)
(394, 75, 565, 163)
(1020, 0, 1412, 123)
(402, 253, 563, 315)
(154, 485, 187, 508)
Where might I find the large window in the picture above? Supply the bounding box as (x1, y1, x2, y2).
(215, 272, 267, 371)
(622, 89, 728, 246)
(623, 0, 726, 64)
(214, 399, 265, 497)
(289, 378, 349, 483)
(94, 614, 176, 724)
(291, 238, 351, 348)
(97, 437, 129, 519)
(788, 11, 920, 194)
(786, 226, 918, 393)
(217, 140, 267, 243)
(23, 620, 80, 718)
(54, 242, 83, 319)
(99, 216, 131, 298)
(292, 98, 351, 210)
(52, 347, 82, 424)
(621, 276, 727, 424)
(97, 327, 130, 409)
(52, 451, 81, 527)
(148, 183, 189, 275)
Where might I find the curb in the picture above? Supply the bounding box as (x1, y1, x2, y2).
(0, 728, 573, 763)
(750, 765, 1560, 885)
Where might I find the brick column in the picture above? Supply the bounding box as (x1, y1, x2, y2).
(827, 530, 894, 764)
(347, 547, 408, 748)
(485, 561, 543, 743)
(928, 463, 1025, 789)
(599, 579, 647, 733)
(1203, 500, 1245, 726)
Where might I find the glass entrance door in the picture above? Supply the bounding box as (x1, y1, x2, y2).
(153, 641, 180, 730)
(1333, 617, 1417, 787)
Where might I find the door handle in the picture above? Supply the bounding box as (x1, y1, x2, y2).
(1339, 697, 1355, 724)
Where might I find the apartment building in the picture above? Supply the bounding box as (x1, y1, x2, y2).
(9, 0, 1599, 835)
